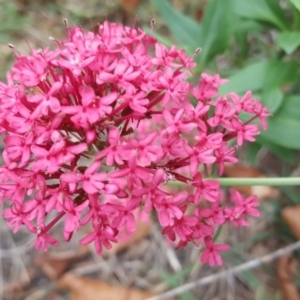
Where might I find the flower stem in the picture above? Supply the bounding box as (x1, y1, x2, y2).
(169, 177, 300, 187)
(215, 177, 300, 186)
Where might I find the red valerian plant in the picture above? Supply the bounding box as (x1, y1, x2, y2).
(0, 21, 269, 266)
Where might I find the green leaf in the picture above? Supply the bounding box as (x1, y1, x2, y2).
(233, 19, 263, 60)
(151, 0, 201, 49)
(275, 31, 300, 54)
(233, 0, 289, 30)
(219, 61, 269, 94)
(262, 87, 283, 113)
(256, 136, 295, 162)
(290, 0, 300, 12)
(246, 142, 262, 165)
(264, 61, 299, 88)
(233, 19, 264, 33)
(198, 0, 233, 65)
(262, 60, 298, 113)
(220, 60, 298, 98)
(261, 96, 300, 149)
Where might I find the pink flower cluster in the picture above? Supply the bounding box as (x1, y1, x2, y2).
(0, 21, 269, 266)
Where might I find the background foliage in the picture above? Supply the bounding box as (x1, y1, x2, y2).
(152, 0, 300, 163)
(1, 1, 300, 299)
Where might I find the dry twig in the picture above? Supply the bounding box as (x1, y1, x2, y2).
(147, 240, 300, 300)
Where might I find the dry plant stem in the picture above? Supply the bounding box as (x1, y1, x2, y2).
(146, 240, 300, 300)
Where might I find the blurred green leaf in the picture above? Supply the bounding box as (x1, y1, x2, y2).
(151, 0, 201, 49)
(262, 87, 283, 113)
(198, 0, 233, 65)
(0, 3, 31, 37)
(275, 31, 300, 54)
(234, 19, 264, 33)
(264, 60, 299, 88)
(261, 96, 300, 149)
(233, 19, 263, 60)
(291, 1, 300, 29)
(219, 61, 269, 94)
(290, 0, 300, 12)
(220, 60, 298, 98)
(256, 136, 295, 162)
(262, 60, 298, 113)
(233, 0, 289, 30)
(246, 142, 262, 164)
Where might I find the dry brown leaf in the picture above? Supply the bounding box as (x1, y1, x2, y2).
(282, 206, 300, 239)
(58, 273, 156, 300)
(224, 164, 279, 200)
(193, 0, 208, 21)
(103, 220, 151, 257)
(277, 255, 300, 300)
(3, 269, 35, 296)
(121, 0, 140, 12)
(35, 246, 89, 280)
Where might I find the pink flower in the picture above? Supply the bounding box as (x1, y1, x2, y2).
(153, 192, 187, 227)
(214, 143, 238, 176)
(61, 161, 118, 195)
(207, 99, 236, 129)
(62, 86, 118, 128)
(192, 173, 220, 203)
(111, 197, 140, 232)
(31, 226, 59, 252)
(3, 132, 34, 167)
(230, 189, 260, 218)
(2, 202, 31, 233)
(63, 197, 89, 240)
(95, 127, 128, 166)
(28, 81, 62, 116)
(162, 206, 198, 243)
(80, 223, 118, 255)
(163, 109, 197, 134)
(200, 237, 230, 266)
(230, 118, 260, 146)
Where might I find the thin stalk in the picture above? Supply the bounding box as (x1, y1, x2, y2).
(216, 177, 300, 186)
(168, 177, 300, 187)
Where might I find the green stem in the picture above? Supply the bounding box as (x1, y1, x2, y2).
(169, 177, 300, 187)
(216, 177, 300, 186)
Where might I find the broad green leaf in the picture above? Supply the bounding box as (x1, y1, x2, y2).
(198, 0, 233, 65)
(233, 0, 289, 30)
(291, 1, 300, 30)
(219, 61, 269, 94)
(261, 96, 300, 149)
(143, 26, 196, 55)
(290, 0, 300, 12)
(220, 60, 298, 98)
(275, 31, 300, 54)
(151, 0, 201, 49)
(264, 61, 299, 88)
(256, 136, 294, 162)
(233, 19, 264, 33)
(262, 87, 283, 114)
(262, 60, 298, 113)
(246, 142, 262, 165)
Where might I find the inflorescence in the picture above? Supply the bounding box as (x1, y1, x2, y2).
(0, 21, 270, 266)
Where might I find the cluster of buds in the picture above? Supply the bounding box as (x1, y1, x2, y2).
(0, 21, 269, 266)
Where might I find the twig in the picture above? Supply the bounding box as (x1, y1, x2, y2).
(152, 224, 182, 272)
(146, 240, 300, 300)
